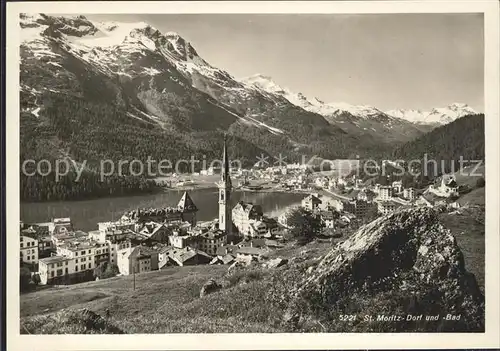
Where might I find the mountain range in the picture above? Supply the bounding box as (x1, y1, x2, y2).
(19, 14, 480, 169)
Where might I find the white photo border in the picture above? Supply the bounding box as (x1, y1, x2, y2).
(5, 1, 500, 350)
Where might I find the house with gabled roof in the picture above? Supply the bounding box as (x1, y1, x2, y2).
(158, 247, 212, 268)
(117, 245, 159, 275)
(235, 246, 269, 260)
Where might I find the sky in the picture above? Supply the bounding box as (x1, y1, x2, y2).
(85, 13, 484, 112)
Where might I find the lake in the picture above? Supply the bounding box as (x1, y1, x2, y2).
(20, 188, 304, 232)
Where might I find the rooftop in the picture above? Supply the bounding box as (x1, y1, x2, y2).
(39, 255, 72, 264)
(58, 239, 102, 250)
(236, 246, 268, 256)
(53, 218, 71, 224)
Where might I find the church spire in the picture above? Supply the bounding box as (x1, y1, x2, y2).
(217, 133, 232, 235)
(221, 133, 231, 188)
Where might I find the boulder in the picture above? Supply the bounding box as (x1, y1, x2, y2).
(199, 278, 222, 298)
(284, 207, 484, 332)
(267, 258, 288, 269)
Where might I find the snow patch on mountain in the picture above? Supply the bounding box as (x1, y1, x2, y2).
(142, 67, 162, 76)
(72, 21, 151, 48)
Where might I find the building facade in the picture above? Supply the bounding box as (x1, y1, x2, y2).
(378, 201, 397, 215)
(403, 188, 416, 200)
(20, 235, 38, 266)
(232, 202, 264, 235)
(301, 194, 322, 211)
(378, 186, 393, 201)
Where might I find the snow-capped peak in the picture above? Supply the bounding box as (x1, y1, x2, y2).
(165, 31, 181, 38)
(241, 74, 286, 93)
(386, 103, 477, 125)
(241, 74, 389, 120)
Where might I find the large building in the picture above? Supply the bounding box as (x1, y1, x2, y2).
(121, 191, 198, 226)
(56, 239, 108, 272)
(232, 202, 264, 235)
(38, 238, 109, 285)
(38, 256, 74, 285)
(117, 246, 159, 275)
(301, 194, 322, 211)
(195, 229, 227, 255)
(378, 186, 393, 201)
(20, 235, 38, 266)
(378, 201, 398, 215)
(49, 218, 73, 236)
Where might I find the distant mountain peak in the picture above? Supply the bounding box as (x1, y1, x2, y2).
(387, 103, 477, 125)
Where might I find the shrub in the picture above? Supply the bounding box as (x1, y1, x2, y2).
(476, 177, 485, 188)
(287, 208, 324, 244)
(101, 264, 120, 279)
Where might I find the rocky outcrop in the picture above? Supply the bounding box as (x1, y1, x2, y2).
(265, 258, 288, 269)
(284, 207, 484, 332)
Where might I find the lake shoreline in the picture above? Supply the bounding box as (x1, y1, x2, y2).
(21, 188, 306, 232)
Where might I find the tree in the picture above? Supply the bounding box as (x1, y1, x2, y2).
(476, 177, 485, 188)
(93, 262, 108, 279)
(101, 264, 120, 279)
(287, 208, 324, 245)
(20, 267, 32, 292)
(32, 273, 41, 285)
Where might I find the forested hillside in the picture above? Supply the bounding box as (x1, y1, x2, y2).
(392, 113, 484, 165)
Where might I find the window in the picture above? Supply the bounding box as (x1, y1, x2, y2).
(81, 251, 86, 255)
(20, 243, 23, 248)
(56, 269, 63, 276)
(75, 252, 78, 256)
(65, 261, 68, 265)
(75, 259, 78, 263)
(65, 268, 68, 275)
(75, 266, 78, 272)
(51, 271, 54, 277)
(81, 264, 85, 270)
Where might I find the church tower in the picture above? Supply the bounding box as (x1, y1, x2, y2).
(216, 134, 232, 235)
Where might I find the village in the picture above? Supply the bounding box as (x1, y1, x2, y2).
(20, 138, 474, 288)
